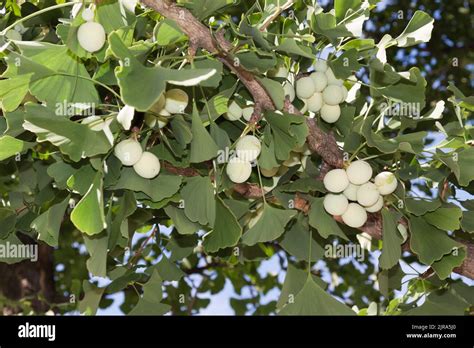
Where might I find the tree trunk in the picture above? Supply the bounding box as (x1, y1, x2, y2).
(0, 241, 56, 315)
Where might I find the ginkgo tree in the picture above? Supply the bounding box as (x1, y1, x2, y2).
(0, 0, 473, 316)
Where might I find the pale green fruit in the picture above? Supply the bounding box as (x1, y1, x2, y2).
(346, 160, 373, 185)
(320, 104, 341, 123)
(114, 139, 143, 166)
(236, 135, 261, 162)
(77, 21, 106, 53)
(323, 194, 349, 216)
(325, 67, 339, 84)
(365, 196, 384, 213)
(340, 85, 348, 102)
(323, 169, 349, 193)
(374, 171, 398, 195)
(133, 151, 161, 179)
(310, 72, 328, 92)
(356, 182, 380, 207)
(296, 77, 316, 99)
(81, 8, 95, 21)
(242, 106, 255, 122)
(307, 92, 323, 112)
(164, 89, 189, 114)
(322, 85, 344, 105)
(342, 203, 368, 228)
(343, 183, 359, 201)
(283, 82, 296, 102)
(224, 101, 243, 121)
(226, 157, 252, 183)
(314, 59, 328, 72)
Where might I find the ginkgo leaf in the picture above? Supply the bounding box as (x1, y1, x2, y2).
(395, 11, 434, 47)
(31, 195, 70, 247)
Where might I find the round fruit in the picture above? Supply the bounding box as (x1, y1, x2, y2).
(365, 196, 384, 213)
(164, 89, 189, 114)
(260, 166, 279, 177)
(158, 108, 171, 117)
(323, 169, 349, 193)
(296, 77, 316, 99)
(242, 106, 255, 122)
(226, 157, 252, 183)
(343, 183, 359, 201)
(149, 93, 166, 115)
(346, 160, 373, 185)
(342, 203, 368, 228)
(325, 67, 338, 84)
(81, 8, 95, 22)
(356, 182, 380, 207)
(310, 72, 328, 92)
(236, 135, 261, 162)
(314, 59, 328, 72)
(114, 139, 143, 166)
(283, 82, 296, 102)
(144, 114, 157, 128)
(133, 152, 161, 179)
(224, 101, 243, 121)
(77, 21, 106, 53)
(320, 104, 341, 123)
(340, 85, 348, 102)
(374, 171, 398, 195)
(322, 85, 344, 105)
(307, 92, 323, 112)
(323, 194, 349, 216)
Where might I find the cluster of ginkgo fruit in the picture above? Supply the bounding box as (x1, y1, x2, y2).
(322, 160, 398, 228)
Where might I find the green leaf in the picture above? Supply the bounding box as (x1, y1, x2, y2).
(395, 11, 434, 47)
(335, 0, 361, 22)
(23, 104, 112, 161)
(275, 38, 314, 59)
(405, 289, 468, 315)
(279, 214, 323, 262)
(151, 254, 185, 281)
(264, 111, 308, 161)
(379, 209, 403, 270)
(308, 197, 348, 240)
(180, 176, 216, 226)
(242, 204, 296, 246)
(0, 135, 24, 161)
(0, 208, 17, 239)
(424, 206, 462, 231)
(432, 248, 466, 280)
(71, 173, 107, 236)
(279, 274, 355, 315)
(257, 77, 285, 110)
(108, 32, 217, 111)
(189, 103, 219, 163)
(111, 168, 182, 202)
(461, 210, 474, 233)
(164, 205, 201, 235)
(277, 263, 326, 310)
(442, 147, 474, 187)
(405, 198, 441, 216)
(203, 196, 242, 252)
(78, 281, 105, 315)
(0, 74, 30, 112)
(154, 18, 186, 46)
(329, 49, 364, 79)
(129, 270, 170, 315)
(179, 0, 234, 20)
(84, 231, 108, 278)
(409, 217, 462, 265)
(31, 195, 70, 247)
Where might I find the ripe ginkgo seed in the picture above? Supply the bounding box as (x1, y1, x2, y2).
(323, 169, 349, 193)
(342, 203, 368, 228)
(296, 77, 316, 99)
(236, 135, 261, 162)
(310, 72, 328, 92)
(324, 194, 349, 216)
(307, 92, 323, 112)
(346, 160, 373, 185)
(226, 157, 252, 183)
(133, 152, 161, 179)
(320, 104, 341, 123)
(356, 182, 380, 207)
(77, 21, 106, 53)
(114, 139, 143, 166)
(374, 171, 398, 195)
(164, 89, 189, 114)
(322, 85, 344, 105)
